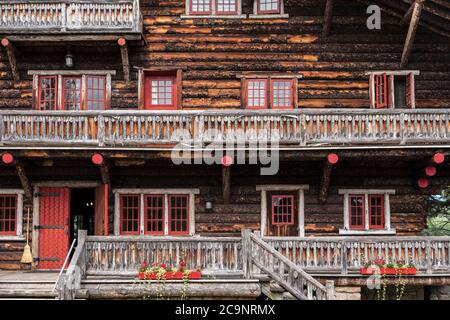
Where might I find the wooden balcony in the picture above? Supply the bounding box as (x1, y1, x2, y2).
(0, 0, 142, 35)
(0, 109, 449, 148)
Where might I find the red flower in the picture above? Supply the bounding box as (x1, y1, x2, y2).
(374, 259, 385, 266)
(180, 261, 185, 267)
(160, 263, 167, 269)
(141, 262, 148, 267)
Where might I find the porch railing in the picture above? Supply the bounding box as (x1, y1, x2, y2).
(84, 236, 243, 276)
(0, 0, 142, 33)
(0, 109, 449, 147)
(265, 236, 450, 274)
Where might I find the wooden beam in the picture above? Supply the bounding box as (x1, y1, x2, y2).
(222, 165, 231, 205)
(118, 37, 131, 83)
(91, 153, 111, 185)
(401, 1, 417, 27)
(1, 38, 20, 82)
(322, 0, 334, 38)
(319, 153, 339, 203)
(401, 0, 425, 68)
(1, 152, 32, 200)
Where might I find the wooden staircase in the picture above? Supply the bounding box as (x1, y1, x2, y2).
(0, 271, 57, 299)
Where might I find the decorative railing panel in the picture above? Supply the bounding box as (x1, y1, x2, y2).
(0, 0, 142, 33)
(265, 236, 450, 274)
(85, 236, 243, 274)
(0, 109, 448, 147)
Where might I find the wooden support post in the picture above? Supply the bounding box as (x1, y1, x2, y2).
(325, 280, 335, 300)
(322, 0, 334, 38)
(2, 152, 32, 200)
(401, 0, 425, 68)
(400, 1, 416, 27)
(222, 165, 231, 205)
(118, 37, 130, 83)
(319, 153, 339, 203)
(1, 38, 20, 82)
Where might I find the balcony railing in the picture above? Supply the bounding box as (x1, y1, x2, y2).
(0, 109, 448, 148)
(0, 0, 142, 33)
(83, 235, 450, 276)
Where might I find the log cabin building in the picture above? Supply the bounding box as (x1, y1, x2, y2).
(0, 0, 449, 300)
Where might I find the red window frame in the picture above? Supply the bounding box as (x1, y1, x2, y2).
(168, 195, 189, 235)
(37, 76, 58, 111)
(270, 79, 293, 109)
(144, 75, 177, 110)
(246, 79, 268, 109)
(271, 195, 295, 226)
(62, 77, 82, 111)
(257, 0, 281, 14)
(120, 194, 140, 235)
(375, 73, 388, 109)
(86, 75, 107, 110)
(144, 195, 165, 235)
(216, 0, 238, 15)
(349, 194, 365, 230)
(369, 195, 385, 229)
(190, 0, 213, 15)
(0, 194, 17, 235)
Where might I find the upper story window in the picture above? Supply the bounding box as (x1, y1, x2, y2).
(30, 71, 114, 111)
(183, 0, 245, 18)
(139, 69, 182, 110)
(0, 190, 23, 238)
(271, 194, 295, 225)
(250, 0, 288, 18)
(339, 189, 395, 235)
(368, 71, 419, 109)
(114, 189, 198, 236)
(243, 77, 296, 109)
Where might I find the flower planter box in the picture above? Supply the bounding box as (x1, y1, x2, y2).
(360, 267, 417, 275)
(138, 271, 201, 280)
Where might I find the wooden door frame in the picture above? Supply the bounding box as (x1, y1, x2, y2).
(31, 181, 101, 268)
(256, 185, 309, 238)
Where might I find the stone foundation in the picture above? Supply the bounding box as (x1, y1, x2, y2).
(335, 286, 361, 300)
(430, 286, 450, 300)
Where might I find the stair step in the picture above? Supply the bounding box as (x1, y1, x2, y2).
(282, 292, 297, 300)
(0, 289, 57, 299)
(269, 282, 285, 293)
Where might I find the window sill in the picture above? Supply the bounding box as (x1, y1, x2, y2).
(248, 14, 289, 19)
(180, 14, 247, 19)
(338, 229, 396, 236)
(0, 235, 25, 241)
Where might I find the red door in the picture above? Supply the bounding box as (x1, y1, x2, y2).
(38, 187, 70, 269)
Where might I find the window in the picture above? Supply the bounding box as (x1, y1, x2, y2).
(258, 0, 280, 14)
(142, 70, 180, 110)
(271, 195, 294, 225)
(33, 72, 113, 110)
(120, 194, 140, 235)
(244, 77, 295, 109)
(251, 0, 287, 17)
(115, 189, 198, 236)
(369, 71, 418, 109)
(191, 0, 212, 14)
(169, 195, 189, 235)
(184, 0, 243, 17)
(339, 189, 395, 234)
(0, 195, 17, 235)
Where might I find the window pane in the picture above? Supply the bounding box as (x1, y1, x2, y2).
(120, 195, 140, 234)
(259, 0, 279, 13)
(191, 0, 211, 13)
(150, 78, 174, 106)
(145, 195, 165, 234)
(271, 195, 294, 225)
(63, 77, 81, 111)
(169, 195, 189, 234)
(38, 76, 57, 110)
(86, 76, 106, 110)
(217, 0, 237, 13)
(247, 79, 267, 108)
(349, 195, 364, 229)
(272, 80, 292, 108)
(369, 195, 384, 228)
(0, 195, 17, 234)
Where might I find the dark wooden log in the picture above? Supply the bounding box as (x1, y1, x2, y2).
(401, 0, 425, 67)
(222, 165, 231, 205)
(318, 153, 339, 203)
(118, 37, 131, 83)
(322, 0, 334, 38)
(1, 38, 20, 82)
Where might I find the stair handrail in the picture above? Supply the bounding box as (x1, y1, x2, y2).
(55, 230, 88, 300)
(52, 237, 77, 293)
(242, 230, 335, 300)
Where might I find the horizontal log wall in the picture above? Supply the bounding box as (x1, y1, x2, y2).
(0, 0, 449, 110)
